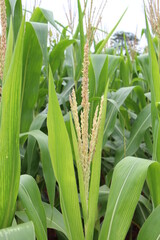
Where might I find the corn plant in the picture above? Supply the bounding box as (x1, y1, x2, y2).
(2, 0, 160, 239)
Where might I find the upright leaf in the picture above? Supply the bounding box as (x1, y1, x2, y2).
(47, 68, 84, 240)
(0, 17, 24, 228)
(20, 22, 43, 134)
(77, 0, 84, 61)
(145, 12, 160, 162)
(49, 39, 75, 76)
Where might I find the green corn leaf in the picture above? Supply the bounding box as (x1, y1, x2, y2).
(5, 0, 22, 41)
(47, 67, 84, 240)
(85, 85, 108, 240)
(89, 54, 122, 98)
(18, 175, 47, 240)
(0, 17, 25, 228)
(13, 0, 22, 41)
(145, 11, 160, 162)
(103, 86, 135, 146)
(120, 57, 130, 87)
(89, 54, 120, 132)
(20, 130, 56, 207)
(25, 113, 47, 175)
(147, 162, 160, 207)
(20, 22, 43, 134)
(77, 0, 85, 61)
(49, 39, 76, 76)
(137, 54, 150, 84)
(0, 222, 35, 240)
(116, 104, 151, 163)
(31, 22, 48, 67)
(5, 0, 12, 34)
(30, 7, 58, 31)
(43, 202, 67, 237)
(99, 157, 158, 240)
(16, 202, 67, 238)
(137, 205, 160, 240)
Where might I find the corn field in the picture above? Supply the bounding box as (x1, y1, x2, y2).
(0, 0, 160, 239)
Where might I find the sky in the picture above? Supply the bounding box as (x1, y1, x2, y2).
(22, 0, 148, 46)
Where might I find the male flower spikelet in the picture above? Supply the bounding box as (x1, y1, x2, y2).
(70, 40, 104, 205)
(147, 0, 160, 38)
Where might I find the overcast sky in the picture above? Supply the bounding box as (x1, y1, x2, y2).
(22, 0, 148, 46)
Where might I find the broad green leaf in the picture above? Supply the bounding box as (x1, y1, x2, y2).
(116, 104, 151, 162)
(18, 175, 47, 240)
(16, 203, 67, 238)
(31, 22, 48, 67)
(99, 157, 156, 240)
(138, 205, 160, 240)
(20, 22, 43, 134)
(30, 7, 58, 30)
(89, 55, 108, 131)
(47, 67, 84, 240)
(89, 54, 120, 131)
(103, 86, 135, 146)
(0, 17, 25, 228)
(65, 46, 75, 78)
(89, 54, 121, 98)
(5, 0, 12, 34)
(13, 0, 22, 41)
(26, 113, 47, 175)
(20, 130, 56, 207)
(145, 12, 160, 162)
(147, 162, 160, 207)
(43, 202, 67, 237)
(0, 222, 35, 240)
(85, 86, 108, 240)
(58, 77, 74, 105)
(5, 0, 22, 41)
(137, 54, 150, 84)
(8, 0, 17, 16)
(49, 39, 76, 76)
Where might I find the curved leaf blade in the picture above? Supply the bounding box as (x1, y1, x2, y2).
(138, 205, 160, 240)
(99, 157, 154, 240)
(18, 175, 47, 240)
(0, 222, 35, 240)
(116, 104, 151, 162)
(20, 130, 56, 207)
(43, 202, 67, 237)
